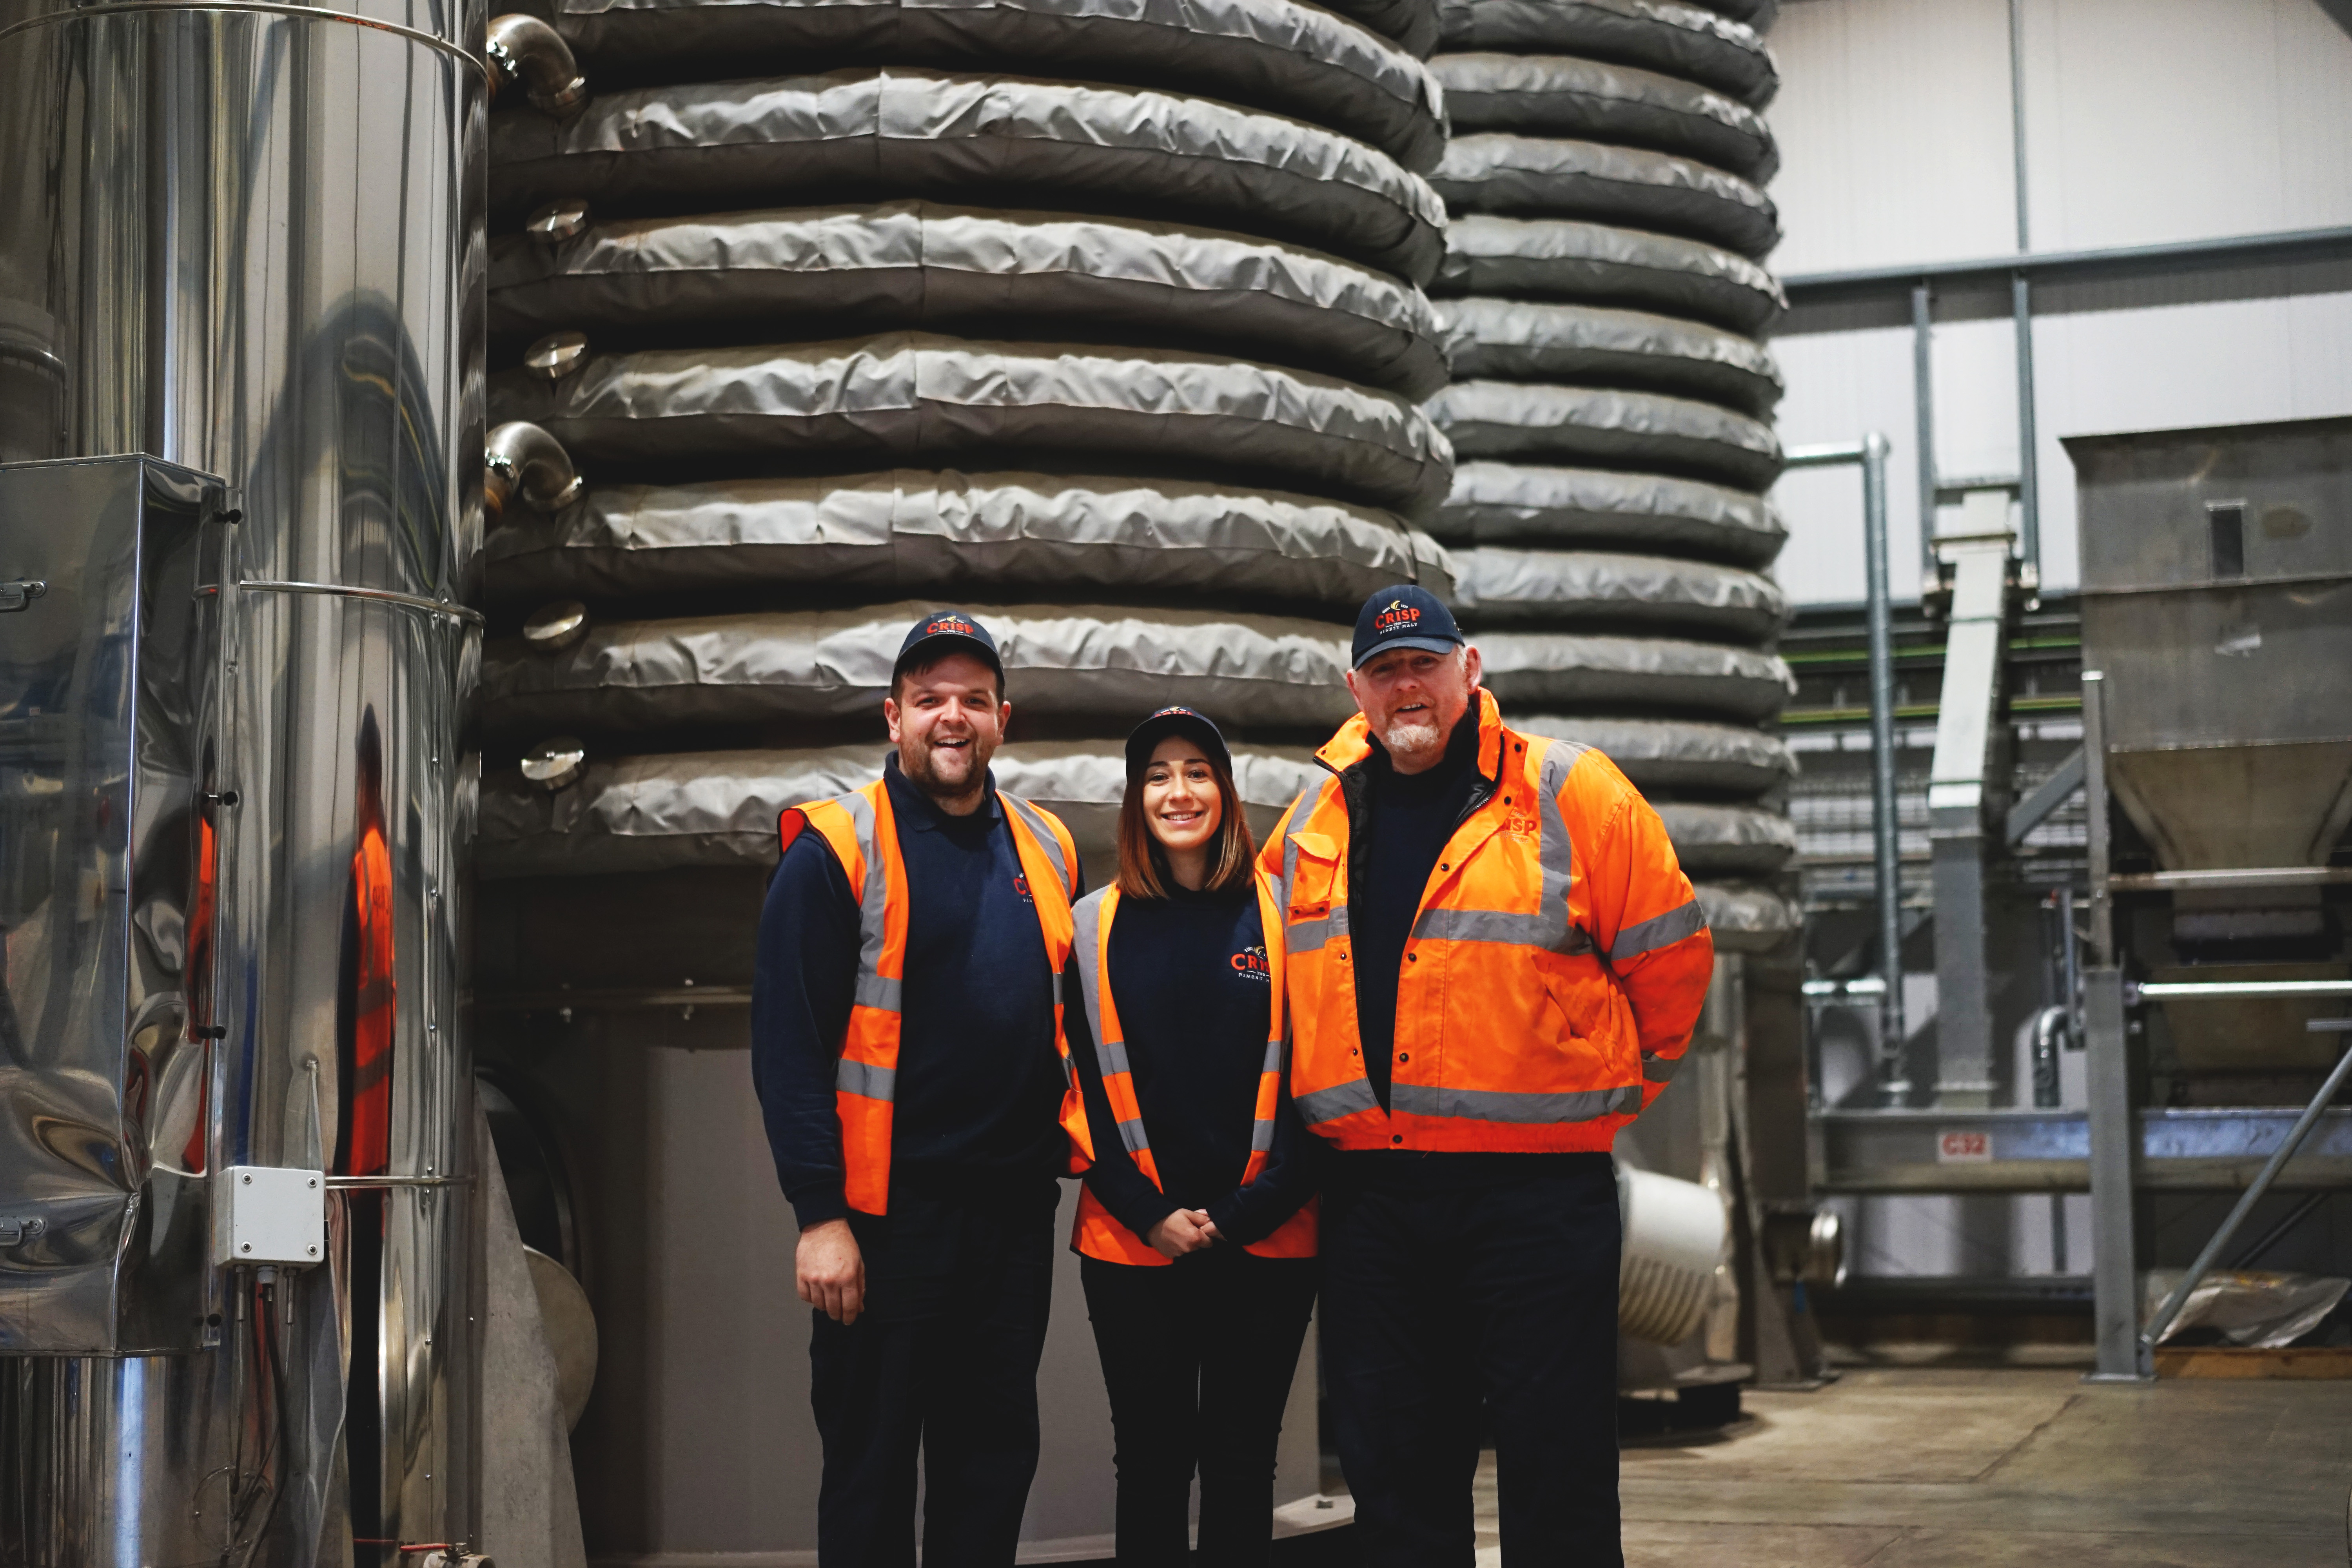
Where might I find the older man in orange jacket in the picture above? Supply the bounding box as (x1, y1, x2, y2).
(1261, 585, 1713, 1567)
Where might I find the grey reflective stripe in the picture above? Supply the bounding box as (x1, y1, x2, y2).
(1642, 1052, 1680, 1084)
(841, 791, 898, 1031)
(1408, 906, 1592, 953)
(1389, 1082, 1642, 1123)
(1003, 793, 1072, 897)
(1248, 1035, 1282, 1151)
(1612, 898, 1708, 962)
(1270, 793, 1308, 909)
(1072, 890, 1147, 1152)
(836, 1058, 896, 1100)
(1050, 970, 1064, 1005)
(1532, 739, 1584, 955)
(1287, 904, 1351, 953)
(1295, 1076, 1382, 1125)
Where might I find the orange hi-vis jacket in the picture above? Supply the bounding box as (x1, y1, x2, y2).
(780, 777, 1086, 1216)
(1258, 688, 1713, 1154)
(1065, 873, 1318, 1266)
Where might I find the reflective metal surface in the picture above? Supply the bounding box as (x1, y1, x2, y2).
(0, 457, 223, 1357)
(0, 0, 484, 1559)
(2066, 416, 2352, 872)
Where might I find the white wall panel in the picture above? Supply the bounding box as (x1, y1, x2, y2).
(2024, 0, 2352, 251)
(1769, 326, 1922, 606)
(1769, 0, 2020, 275)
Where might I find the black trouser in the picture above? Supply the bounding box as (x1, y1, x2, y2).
(809, 1180, 1061, 1568)
(1079, 1248, 1321, 1566)
(1320, 1156, 1623, 1568)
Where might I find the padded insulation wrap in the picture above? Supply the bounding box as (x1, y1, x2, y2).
(476, 743, 1323, 877)
(1476, 630, 1792, 721)
(1433, 51, 1775, 180)
(1436, 296, 1779, 414)
(523, 0, 1449, 172)
(488, 69, 1449, 283)
(481, 603, 1358, 735)
(478, 743, 1787, 878)
(484, 472, 1452, 609)
(1438, 0, 1777, 107)
(489, 203, 1447, 398)
(1509, 713, 1791, 794)
(1696, 880, 1796, 954)
(1450, 544, 1784, 641)
(1434, 134, 1779, 258)
(487, 335, 1456, 521)
(1434, 460, 1783, 564)
(1428, 379, 1779, 490)
(1434, 215, 1782, 333)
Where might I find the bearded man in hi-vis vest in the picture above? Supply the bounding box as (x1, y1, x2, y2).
(1260, 584, 1713, 1567)
(751, 610, 1087, 1568)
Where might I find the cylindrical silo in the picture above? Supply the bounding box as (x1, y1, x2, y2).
(471, 0, 1457, 1555)
(1423, 0, 1798, 957)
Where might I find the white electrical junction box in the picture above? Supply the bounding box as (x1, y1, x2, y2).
(214, 1165, 327, 1267)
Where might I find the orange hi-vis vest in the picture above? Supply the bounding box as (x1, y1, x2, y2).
(780, 777, 1086, 1216)
(1066, 873, 1318, 1265)
(1259, 688, 1714, 1154)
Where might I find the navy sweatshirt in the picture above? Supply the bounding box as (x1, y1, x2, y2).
(1063, 876, 1316, 1250)
(750, 756, 1076, 1230)
(1349, 711, 1485, 1111)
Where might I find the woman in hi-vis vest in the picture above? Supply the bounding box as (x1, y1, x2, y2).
(1063, 706, 1319, 1568)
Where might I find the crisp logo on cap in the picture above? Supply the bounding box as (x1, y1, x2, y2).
(1373, 598, 1421, 636)
(1151, 706, 1193, 719)
(927, 615, 976, 637)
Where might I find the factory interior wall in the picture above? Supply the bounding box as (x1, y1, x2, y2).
(1764, 0, 2352, 605)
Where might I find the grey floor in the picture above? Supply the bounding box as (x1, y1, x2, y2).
(1470, 1368, 2352, 1566)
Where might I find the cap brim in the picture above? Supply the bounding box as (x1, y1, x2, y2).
(1354, 635, 1465, 668)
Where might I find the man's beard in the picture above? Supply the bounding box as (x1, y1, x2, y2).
(902, 730, 992, 800)
(1379, 713, 1445, 759)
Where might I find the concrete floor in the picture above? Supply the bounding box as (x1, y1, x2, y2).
(1469, 1368, 2352, 1566)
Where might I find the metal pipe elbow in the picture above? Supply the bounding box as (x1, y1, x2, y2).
(485, 15, 588, 116)
(485, 421, 585, 523)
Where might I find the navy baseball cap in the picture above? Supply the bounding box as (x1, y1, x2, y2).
(1124, 706, 1231, 777)
(894, 608, 1002, 681)
(1351, 584, 1464, 668)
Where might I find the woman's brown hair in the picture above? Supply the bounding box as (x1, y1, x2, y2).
(1115, 745, 1258, 899)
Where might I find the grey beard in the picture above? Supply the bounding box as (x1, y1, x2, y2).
(1380, 716, 1445, 759)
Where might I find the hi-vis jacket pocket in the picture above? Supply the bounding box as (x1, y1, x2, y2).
(1284, 832, 1344, 951)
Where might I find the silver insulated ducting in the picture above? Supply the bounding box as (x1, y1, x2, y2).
(473, 0, 1456, 1557)
(1425, 0, 1797, 949)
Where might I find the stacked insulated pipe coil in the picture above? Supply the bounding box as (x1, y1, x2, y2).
(474, 0, 1463, 910)
(1423, 0, 1797, 952)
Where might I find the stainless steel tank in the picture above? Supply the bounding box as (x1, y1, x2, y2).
(0, 0, 484, 1561)
(2067, 416, 2352, 1083)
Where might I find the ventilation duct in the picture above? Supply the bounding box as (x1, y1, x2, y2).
(1427, 0, 1796, 951)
